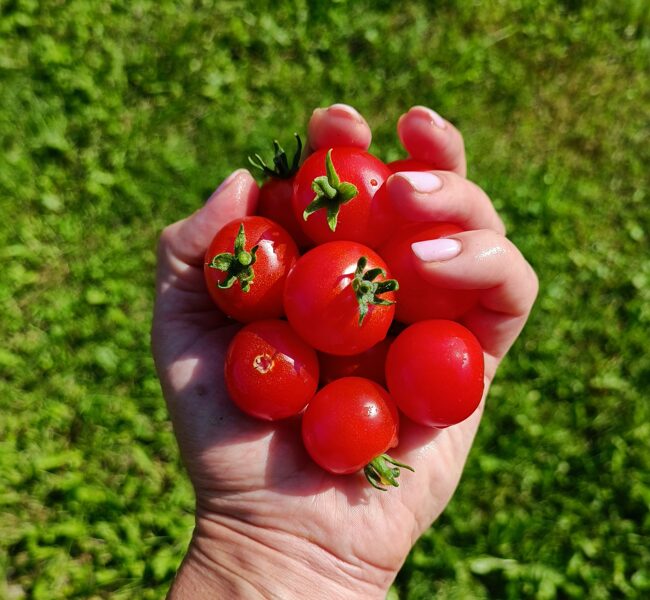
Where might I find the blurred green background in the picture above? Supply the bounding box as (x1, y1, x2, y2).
(1, 0, 649, 598)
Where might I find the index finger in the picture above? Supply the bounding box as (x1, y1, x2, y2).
(410, 229, 539, 361)
(397, 106, 467, 177)
(306, 103, 372, 152)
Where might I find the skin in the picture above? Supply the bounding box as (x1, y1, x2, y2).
(379, 222, 480, 323)
(152, 103, 538, 599)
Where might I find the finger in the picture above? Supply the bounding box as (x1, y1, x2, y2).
(411, 229, 538, 313)
(397, 106, 467, 177)
(410, 230, 539, 358)
(397, 402, 484, 526)
(159, 169, 259, 268)
(307, 103, 372, 152)
(386, 170, 506, 235)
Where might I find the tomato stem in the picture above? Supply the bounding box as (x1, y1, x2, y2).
(303, 149, 358, 231)
(248, 134, 303, 179)
(364, 454, 414, 491)
(352, 256, 399, 325)
(207, 223, 259, 292)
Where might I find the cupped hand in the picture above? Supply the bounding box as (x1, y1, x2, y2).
(152, 104, 538, 599)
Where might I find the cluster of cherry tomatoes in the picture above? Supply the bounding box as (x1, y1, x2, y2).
(203, 136, 484, 490)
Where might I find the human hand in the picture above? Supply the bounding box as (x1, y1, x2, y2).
(152, 104, 538, 599)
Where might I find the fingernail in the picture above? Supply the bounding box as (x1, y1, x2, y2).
(412, 238, 461, 262)
(326, 103, 363, 122)
(411, 105, 447, 129)
(391, 171, 442, 193)
(207, 169, 247, 203)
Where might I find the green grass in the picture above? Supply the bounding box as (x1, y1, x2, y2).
(1, 0, 649, 597)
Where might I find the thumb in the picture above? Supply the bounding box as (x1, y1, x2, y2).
(165, 169, 259, 266)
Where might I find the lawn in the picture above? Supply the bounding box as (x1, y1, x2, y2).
(1, 1, 649, 598)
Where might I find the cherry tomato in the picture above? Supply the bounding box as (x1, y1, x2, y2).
(257, 178, 312, 248)
(386, 158, 433, 173)
(385, 320, 484, 428)
(284, 241, 397, 355)
(204, 216, 299, 323)
(378, 222, 479, 323)
(301, 377, 411, 489)
(250, 136, 312, 248)
(318, 336, 393, 387)
(292, 147, 396, 248)
(225, 320, 319, 421)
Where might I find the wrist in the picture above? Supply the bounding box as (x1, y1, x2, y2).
(168, 514, 391, 600)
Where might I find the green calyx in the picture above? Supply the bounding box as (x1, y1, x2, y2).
(207, 224, 259, 292)
(303, 148, 358, 231)
(364, 454, 415, 491)
(248, 134, 303, 179)
(352, 256, 399, 325)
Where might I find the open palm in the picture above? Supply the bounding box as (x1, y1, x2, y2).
(152, 105, 538, 599)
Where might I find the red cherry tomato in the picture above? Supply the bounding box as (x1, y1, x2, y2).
(284, 241, 397, 355)
(385, 320, 484, 428)
(386, 158, 433, 173)
(302, 377, 411, 489)
(318, 336, 393, 387)
(378, 222, 479, 323)
(292, 147, 396, 248)
(225, 320, 319, 421)
(204, 216, 299, 323)
(250, 136, 312, 248)
(257, 178, 312, 248)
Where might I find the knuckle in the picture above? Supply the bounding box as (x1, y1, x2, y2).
(526, 262, 540, 300)
(487, 229, 510, 250)
(512, 249, 539, 309)
(452, 122, 465, 147)
(157, 228, 171, 251)
(157, 223, 179, 258)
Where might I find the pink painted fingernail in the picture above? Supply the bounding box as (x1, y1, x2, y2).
(411, 105, 447, 129)
(326, 103, 364, 122)
(412, 238, 461, 262)
(392, 171, 442, 193)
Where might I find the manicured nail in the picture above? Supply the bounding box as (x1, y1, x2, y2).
(326, 103, 364, 122)
(412, 238, 461, 262)
(391, 171, 442, 193)
(411, 105, 447, 129)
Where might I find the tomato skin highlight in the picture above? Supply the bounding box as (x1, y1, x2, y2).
(385, 320, 485, 428)
(378, 222, 479, 323)
(225, 320, 319, 421)
(283, 241, 396, 356)
(301, 377, 399, 475)
(292, 147, 396, 248)
(257, 178, 312, 249)
(318, 336, 392, 387)
(204, 216, 299, 323)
